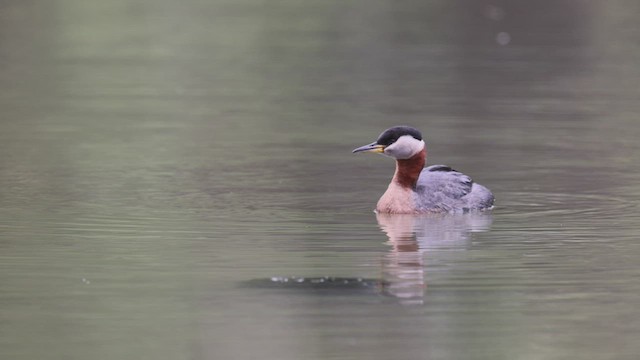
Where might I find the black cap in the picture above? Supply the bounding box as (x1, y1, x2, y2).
(376, 126, 422, 146)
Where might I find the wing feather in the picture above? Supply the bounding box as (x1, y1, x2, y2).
(415, 165, 475, 212)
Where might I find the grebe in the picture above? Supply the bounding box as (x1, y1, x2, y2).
(353, 126, 494, 214)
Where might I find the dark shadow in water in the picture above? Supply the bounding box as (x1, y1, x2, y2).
(243, 276, 385, 296)
(245, 212, 493, 305)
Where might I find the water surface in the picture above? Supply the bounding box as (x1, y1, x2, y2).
(1, 1, 640, 359)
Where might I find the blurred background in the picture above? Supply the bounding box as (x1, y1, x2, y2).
(1, 1, 639, 359)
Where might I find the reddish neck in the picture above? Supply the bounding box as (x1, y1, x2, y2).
(392, 147, 426, 189)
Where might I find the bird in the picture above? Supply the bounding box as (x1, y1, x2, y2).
(352, 125, 494, 214)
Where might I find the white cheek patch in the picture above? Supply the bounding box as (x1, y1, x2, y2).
(384, 136, 425, 159)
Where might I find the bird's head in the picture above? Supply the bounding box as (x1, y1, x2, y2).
(352, 126, 425, 160)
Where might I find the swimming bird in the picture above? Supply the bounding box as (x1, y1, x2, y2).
(353, 126, 494, 214)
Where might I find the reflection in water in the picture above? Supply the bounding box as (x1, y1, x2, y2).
(247, 213, 492, 305)
(377, 212, 493, 305)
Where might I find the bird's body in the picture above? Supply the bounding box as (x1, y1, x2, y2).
(353, 126, 494, 214)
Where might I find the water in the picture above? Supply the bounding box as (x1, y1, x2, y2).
(1, 1, 640, 359)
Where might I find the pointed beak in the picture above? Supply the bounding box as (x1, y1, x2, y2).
(352, 142, 385, 154)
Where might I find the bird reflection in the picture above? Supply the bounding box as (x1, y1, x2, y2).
(247, 213, 492, 305)
(377, 212, 493, 305)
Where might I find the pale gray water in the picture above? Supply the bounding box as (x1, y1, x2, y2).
(1, 1, 640, 359)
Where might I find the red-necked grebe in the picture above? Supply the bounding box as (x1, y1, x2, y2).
(353, 126, 494, 214)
